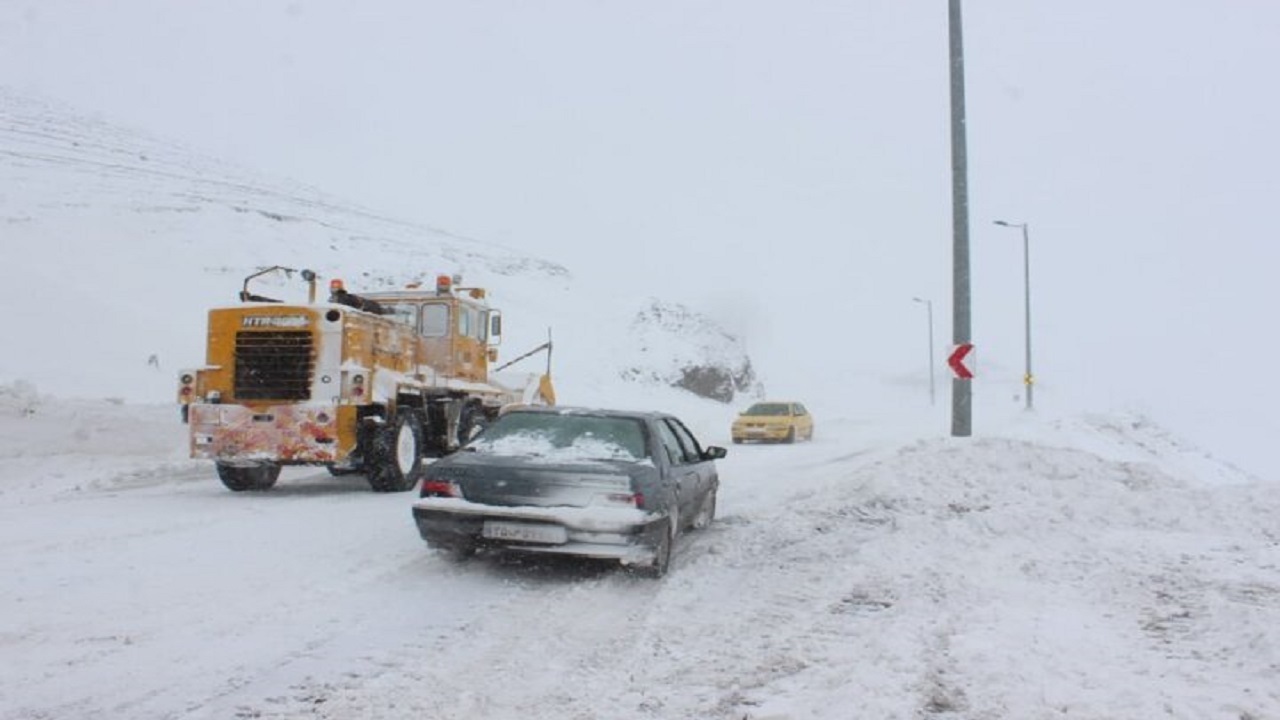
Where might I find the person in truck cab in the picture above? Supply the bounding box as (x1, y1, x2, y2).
(328, 279, 391, 315)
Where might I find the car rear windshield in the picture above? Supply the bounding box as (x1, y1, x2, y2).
(471, 412, 648, 461)
(745, 403, 790, 416)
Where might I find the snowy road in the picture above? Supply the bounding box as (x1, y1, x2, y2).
(3, 400, 1279, 719)
(0, 402, 892, 719)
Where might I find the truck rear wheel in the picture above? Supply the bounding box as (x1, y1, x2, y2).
(367, 411, 425, 493)
(216, 462, 281, 491)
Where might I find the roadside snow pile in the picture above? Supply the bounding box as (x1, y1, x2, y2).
(704, 434, 1277, 718)
(1040, 412, 1266, 488)
(0, 397, 193, 501)
(620, 299, 762, 403)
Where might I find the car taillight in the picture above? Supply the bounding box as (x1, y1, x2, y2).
(420, 480, 460, 498)
(604, 492, 643, 508)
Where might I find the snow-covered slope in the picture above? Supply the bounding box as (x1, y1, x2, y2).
(0, 87, 754, 407)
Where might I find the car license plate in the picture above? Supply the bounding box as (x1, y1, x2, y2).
(483, 521, 567, 544)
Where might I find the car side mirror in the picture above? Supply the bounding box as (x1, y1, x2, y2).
(703, 446, 727, 460)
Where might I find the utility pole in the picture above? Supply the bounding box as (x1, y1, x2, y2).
(949, 0, 973, 437)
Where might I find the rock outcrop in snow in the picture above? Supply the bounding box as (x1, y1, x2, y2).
(620, 300, 761, 403)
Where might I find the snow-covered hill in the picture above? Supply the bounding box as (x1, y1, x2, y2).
(0, 87, 755, 407)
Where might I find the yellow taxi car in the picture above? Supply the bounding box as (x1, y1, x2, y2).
(730, 401, 814, 444)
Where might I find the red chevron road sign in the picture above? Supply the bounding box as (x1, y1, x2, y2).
(948, 343, 974, 380)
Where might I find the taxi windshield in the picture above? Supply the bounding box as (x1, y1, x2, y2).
(744, 403, 789, 416)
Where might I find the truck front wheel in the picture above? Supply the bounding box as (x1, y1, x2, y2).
(367, 411, 425, 492)
(216, 462, 281, 491)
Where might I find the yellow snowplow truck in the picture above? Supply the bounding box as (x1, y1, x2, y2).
(179, 267, 555, 492)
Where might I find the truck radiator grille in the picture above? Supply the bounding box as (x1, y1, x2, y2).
(234, 331, 314, 400)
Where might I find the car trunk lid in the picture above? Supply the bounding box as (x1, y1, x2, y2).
(446, 454, 642, 509)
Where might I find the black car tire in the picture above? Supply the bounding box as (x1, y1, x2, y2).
(367, 411, 425, 493)
(216, 462, 280, 491)
(457, 403, 490, 446)
(692, 486, 717, 530)
(784, 427, 796, 444)
(636, 516, 675, 579)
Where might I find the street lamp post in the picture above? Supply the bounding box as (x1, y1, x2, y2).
(912, 297, 936, 406)
(994, 220, 1033, 411)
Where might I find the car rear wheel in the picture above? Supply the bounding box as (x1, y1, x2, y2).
(216, 462, 280, 491)
(636, 517, 674, 579)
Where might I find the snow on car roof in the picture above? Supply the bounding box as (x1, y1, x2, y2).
(504, 405, 672, 421)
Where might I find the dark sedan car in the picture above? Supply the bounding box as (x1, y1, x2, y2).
(411, 406, 726, 577)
